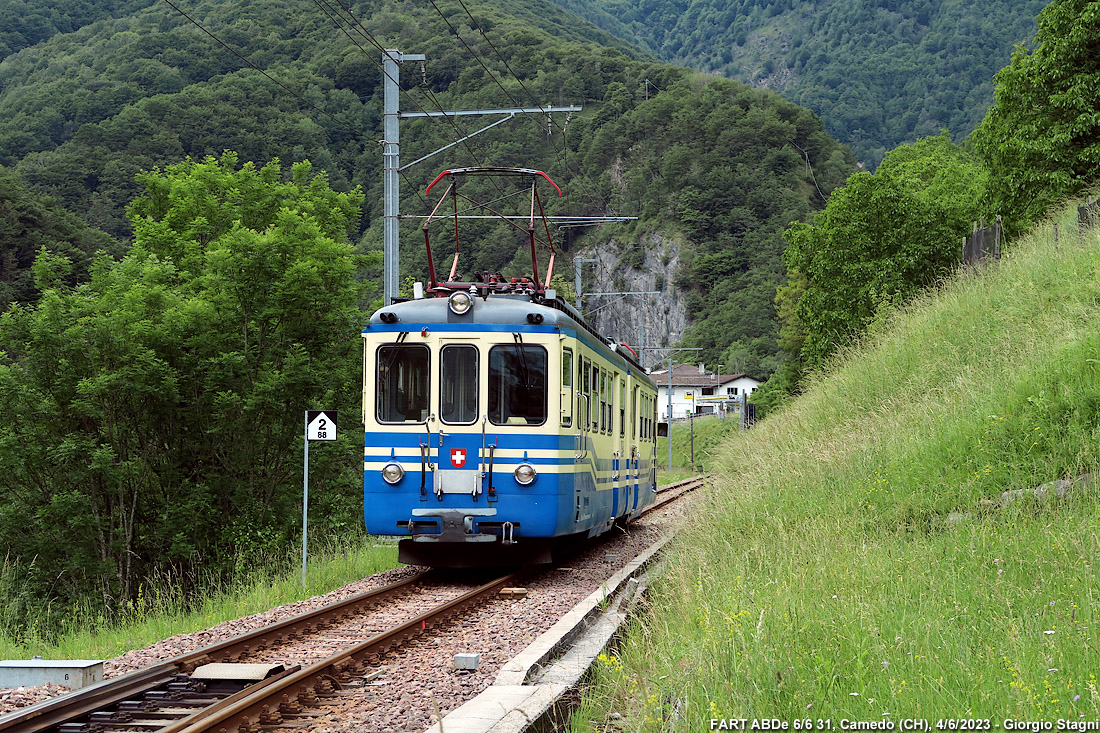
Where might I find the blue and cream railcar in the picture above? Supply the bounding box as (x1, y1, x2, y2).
(362, 289, 659, 567)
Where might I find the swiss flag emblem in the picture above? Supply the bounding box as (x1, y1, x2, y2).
(450, 449, 467, 468)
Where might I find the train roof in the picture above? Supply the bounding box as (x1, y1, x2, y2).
(365, 292, 650, 377)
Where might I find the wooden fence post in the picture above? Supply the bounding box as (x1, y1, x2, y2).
(993, 214, 1002, 260)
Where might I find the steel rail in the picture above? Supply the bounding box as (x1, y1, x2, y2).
(637, 475, 707, 519)
(0, 571, 430, 733)
(161, 570, 428, 672)
(2, 480, 698, 733)
(0, 664, 179, 733)
(162, 569, 525, 733)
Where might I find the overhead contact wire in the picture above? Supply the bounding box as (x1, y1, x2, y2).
(161, 0, 359, 137)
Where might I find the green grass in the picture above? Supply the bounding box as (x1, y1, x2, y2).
(0, 540, 398, 662)
(657, 414, 741, 473)
(573, 202, 1100, 727)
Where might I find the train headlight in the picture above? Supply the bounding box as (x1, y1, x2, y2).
(448, 291, 473, 315)
(381, 463, 405, 484)
(513, 463, 537, 485)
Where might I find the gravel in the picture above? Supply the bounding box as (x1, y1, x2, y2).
(0, 490, 695, 730)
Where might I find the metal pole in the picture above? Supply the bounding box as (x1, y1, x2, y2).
(383, 51, 576, 303)
(302, 410, 309, 590)
(573, 257, 596, 309)
(690, 409, 694, 471)
(383, 50, 401, 306)
(667, 354, 673, 471)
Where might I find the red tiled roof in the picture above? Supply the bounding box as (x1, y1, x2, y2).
(647, 363, 759, 387)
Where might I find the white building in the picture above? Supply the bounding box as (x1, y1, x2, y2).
(649, 363, 762, 421)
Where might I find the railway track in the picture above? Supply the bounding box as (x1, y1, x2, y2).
(0, 475, 705, 733)
(644, 473, 706, 517)
(0, 571, 520, 733)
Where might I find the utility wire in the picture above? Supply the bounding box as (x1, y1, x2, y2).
(450, 0, 605, 207)
(440, 0, 614, 212)
(311, 0, 489, 159)
(161, 0, 358, 137)
(308, 0, 506, 199)
(164, 0, 431, 214)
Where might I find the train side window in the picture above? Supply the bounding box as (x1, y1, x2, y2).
(594, 367, 602, 431)
(609, 374, 615, 434)
(631, 386, 638, 440)
(377, 344, 430, 423)
(580, 357, 590, 431)
(602, 367, 611, 431)
(619, 379, 626, 438)
(607, 373, 614, 434)
(648, 395, 653, 440)
(591, 363, 599, 431)
(646, 396, 655, 442)
(488, 344, 548, 426)
(561, 348, 573, 428)
(440, 345, 478, 424)
(605, 371, 612, 435)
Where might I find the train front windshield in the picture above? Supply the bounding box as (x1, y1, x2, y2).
(441, 345, 478, 424)
(488, 344, 547, 426)
(377, 344, 429, 423)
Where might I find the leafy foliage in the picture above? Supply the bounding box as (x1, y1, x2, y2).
(0, 0, 154, 58)
(779, 133, 986, 371)
(0, 154, 368, 622)
(971, 0, 1100, 230)
(0, 166, 123, 311)
(570, 76, 855, 372)
(0, 0, 856, 377)
(554, 0, 1046, 167)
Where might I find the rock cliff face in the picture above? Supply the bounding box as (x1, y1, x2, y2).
(578, 231, 689, 369)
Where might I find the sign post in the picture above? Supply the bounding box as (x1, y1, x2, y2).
(303, 410, 337, 590)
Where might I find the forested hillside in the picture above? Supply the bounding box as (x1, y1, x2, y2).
(0, 0, 855, 627)
(553, 0, 1045, 167)
(0, 0, 854, 367)
(0, 167, 124, 310)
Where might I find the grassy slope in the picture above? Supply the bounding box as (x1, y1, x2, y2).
(657, 415, 743, 473)
(576, 202, 1100, 724)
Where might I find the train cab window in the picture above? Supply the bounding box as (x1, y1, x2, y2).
(377, 344, 430, 423)
(440, 345, 478, 424)
(561, 348, 574, 428)
(488, 344, 547, 426)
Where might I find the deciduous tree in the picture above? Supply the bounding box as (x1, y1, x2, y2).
(971, 0, 1100, 229)
(0, 153, 367, 621)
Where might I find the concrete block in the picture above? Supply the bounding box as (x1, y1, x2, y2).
(454, 653, 481, 670)
(0, 659, 103, 690)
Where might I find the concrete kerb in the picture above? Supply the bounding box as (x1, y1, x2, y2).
(421, 535, 672, 733)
